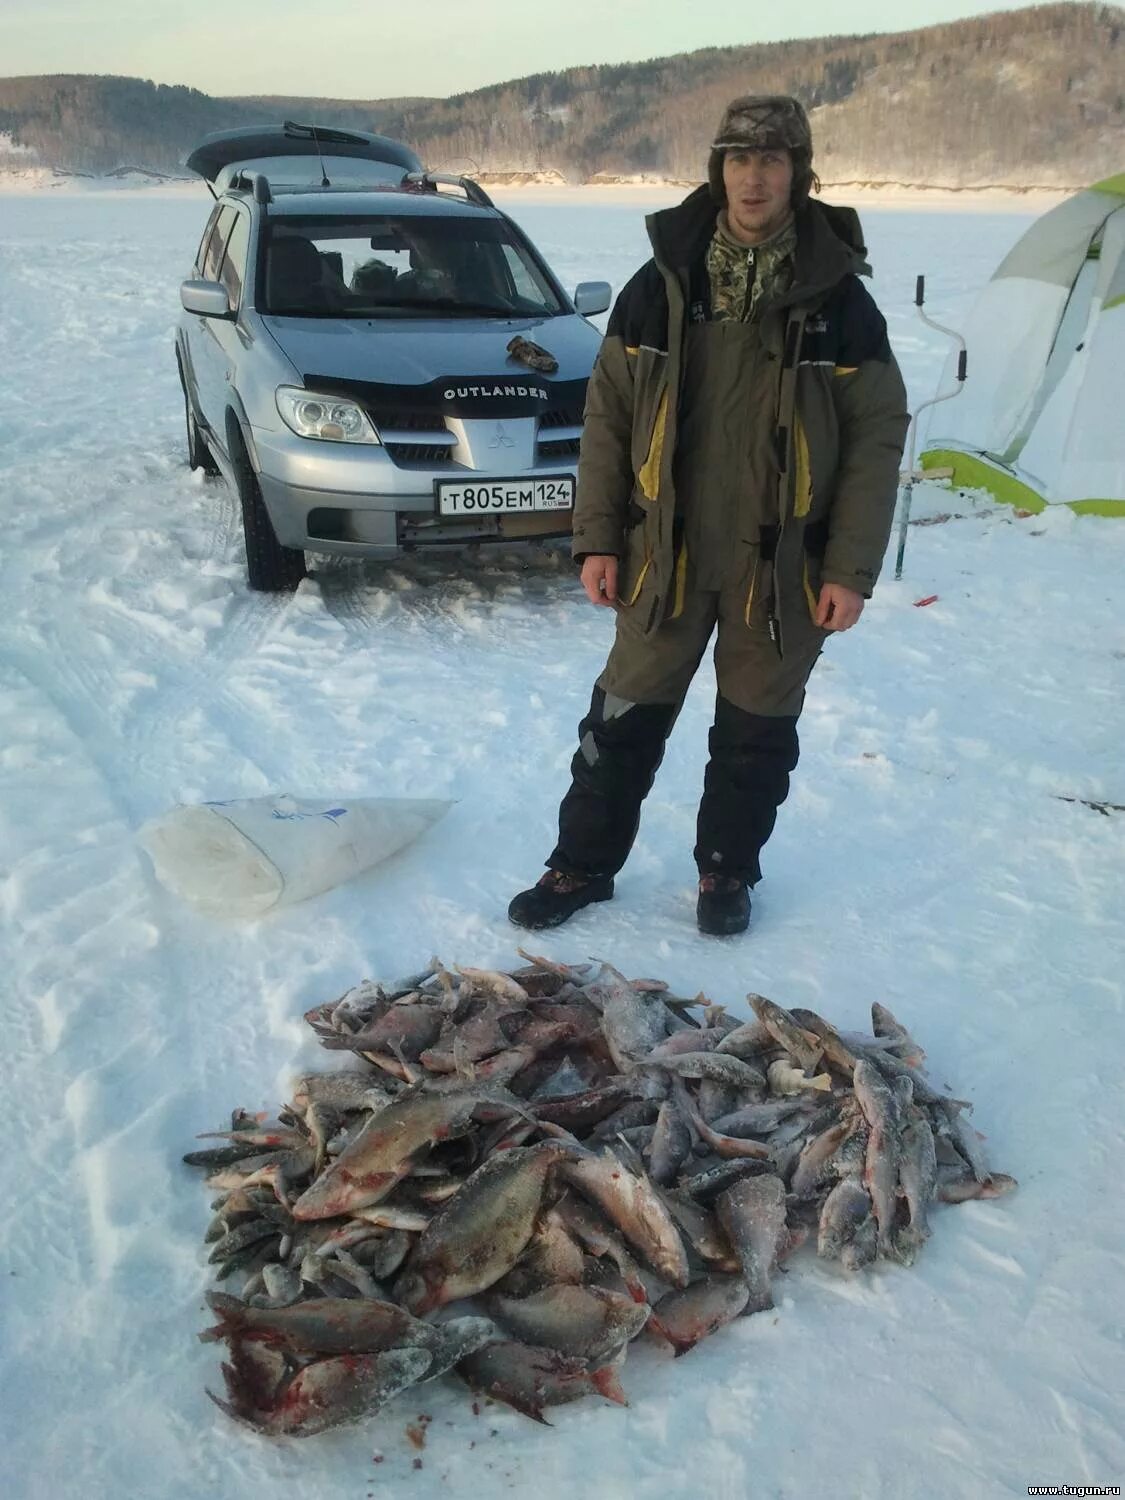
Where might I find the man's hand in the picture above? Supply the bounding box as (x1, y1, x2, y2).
(815, 582, 865, 631)
(580, 554, 619, 608)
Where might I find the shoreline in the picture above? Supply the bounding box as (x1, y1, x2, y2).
(0, 167, 1071, 213)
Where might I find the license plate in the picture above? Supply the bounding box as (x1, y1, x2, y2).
(436, 475, 574, 515)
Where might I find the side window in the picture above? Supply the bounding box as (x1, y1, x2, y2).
(203, 206, 237, 283)
(194, 205, 222, 274)
(219, 211, 250, 308)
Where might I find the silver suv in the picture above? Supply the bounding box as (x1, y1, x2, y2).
(176, 123, 610, 590)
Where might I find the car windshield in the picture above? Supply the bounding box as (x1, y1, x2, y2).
(260, 212, 566, 319)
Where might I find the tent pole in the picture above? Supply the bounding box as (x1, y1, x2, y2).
(895, 276, 968, 580)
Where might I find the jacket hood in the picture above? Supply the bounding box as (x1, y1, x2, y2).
(645, 185, 871, 307)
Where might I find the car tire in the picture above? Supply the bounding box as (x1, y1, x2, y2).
(229, 424, 307, 593)
(178, 359, 220, 476)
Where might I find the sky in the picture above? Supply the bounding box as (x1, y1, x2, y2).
(1, 0, 1050, 99)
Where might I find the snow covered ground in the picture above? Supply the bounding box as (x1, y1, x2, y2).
(1, 185, 1122, 1500)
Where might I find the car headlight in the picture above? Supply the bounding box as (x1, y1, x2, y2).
(275, 386, 380, 444)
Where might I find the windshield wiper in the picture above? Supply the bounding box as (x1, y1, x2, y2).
(358, 297, 525, 318)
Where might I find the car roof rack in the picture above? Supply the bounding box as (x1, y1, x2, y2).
(230, 171, 273, 205)
(402, 171, 495, 209)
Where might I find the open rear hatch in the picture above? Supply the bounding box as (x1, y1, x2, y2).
(185, 121, 423, 194)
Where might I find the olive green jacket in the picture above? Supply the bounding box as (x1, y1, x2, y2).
(572, 187, 909, 648)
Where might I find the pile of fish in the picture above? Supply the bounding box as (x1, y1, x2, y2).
(186, 954, 1016, 1437)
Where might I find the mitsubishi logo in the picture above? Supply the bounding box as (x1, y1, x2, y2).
(488, 422, 515, 449)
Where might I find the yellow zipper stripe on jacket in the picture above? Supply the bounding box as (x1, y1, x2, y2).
(793, 415, 813, 519)
(637, 388, 669, 502)
(625, 557, 652, 606)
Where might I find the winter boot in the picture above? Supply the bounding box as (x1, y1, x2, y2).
(507, 869, 614, 930)
(696, 874, 751, 936)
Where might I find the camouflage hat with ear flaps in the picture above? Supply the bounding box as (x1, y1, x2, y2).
(708, 95, 815, 206)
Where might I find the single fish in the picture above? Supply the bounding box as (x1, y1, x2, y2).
(533, 1080, 640, 1130)
(788, 1008, 863, 1075)
(839, 1213, 879, 1273)
(853, 1059, 904, 1255)
(260, 1263, 303, 1306)
(672, 1079, 771, 1162)
(859, 1045, 968, 1110)
(553, 1195, 650, 1304)
(318, 1004, 444, 1060)
(789, 1119, 852, 1198)
(655, 1188, 739, 1272)
(715, 1174, 788, 1312)
(490, 1284, 649, 1364)
(589, 1100, 662, 1142)
(291, 1084, 520, 1221)
(216, 1336, 290, 1417)
(816, 1178, 873, 1261)
(455, 966, 530, 1004)
(748, 995, 824, 1071)
(650, 1052, 767, 1090)
(585, 962, 670, 1071)
(201, 1290, 430, 1355)
(211, 1346, 432, 1437)
(648, 1275, 750, 1356)
(935, 1101, 992, 1184)
(935, 1171, 1018, 1203)
(416, 1316, 496, 1381)
(395, 1140, 578, 1315)
(696, 1080, 742, 1123)
(680, 1159, 771, 1203)
(644, 1029, 728, 1062)
(456, 1341, 597, 1425)
(648, 1096, 694, 1186)
(715, 1019, 773, 1059)
(558, 1144, 690, 1288)
(871, 1002, 926, 1066)
(829, 1124, 870, 1179)
(291, 1074, 396, 1122)
(709, 1100, 806, 1138)
(897, 1110, 938, 1252)
(531, 1057, 597, 1101)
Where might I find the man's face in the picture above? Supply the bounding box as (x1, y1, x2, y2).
(722, 147, 794, 244)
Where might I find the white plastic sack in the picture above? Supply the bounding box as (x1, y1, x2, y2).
(138, 793, 451, 919)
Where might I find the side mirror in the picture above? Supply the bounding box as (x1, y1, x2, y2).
(181, 278, 233, 317)
(574, 281, 611, 317)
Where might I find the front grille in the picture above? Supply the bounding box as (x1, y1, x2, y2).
(537, 405, 584, 461)
(369, 407, 455, 467)
(538, 406, 585, 429)
(386, 442, 454, 464)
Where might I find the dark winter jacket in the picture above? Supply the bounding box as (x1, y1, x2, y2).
(572, 186, 909, 649)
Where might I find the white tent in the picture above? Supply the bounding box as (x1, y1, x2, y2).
(922, 174, 1125, 516)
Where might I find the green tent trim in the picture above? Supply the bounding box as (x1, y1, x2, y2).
(921, 450, 1125, 517)
(1090, 172, 1125, 197)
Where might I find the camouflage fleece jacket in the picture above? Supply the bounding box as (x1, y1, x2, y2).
(571, 186, 909, 647)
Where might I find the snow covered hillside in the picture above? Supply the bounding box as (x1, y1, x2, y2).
(1, 185, 1122, 1500)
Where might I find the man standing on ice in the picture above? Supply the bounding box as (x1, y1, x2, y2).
(509, 96, 909, 936)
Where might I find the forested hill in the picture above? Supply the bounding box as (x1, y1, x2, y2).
(1, 3, 1122, 187)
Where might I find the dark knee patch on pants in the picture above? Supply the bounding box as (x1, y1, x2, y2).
(549, 686, 680, 879)
(695, 697, 801, 885)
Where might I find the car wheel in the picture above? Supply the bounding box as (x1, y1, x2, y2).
(178, 360, 220, 476)
(230, 426, 306, 593)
